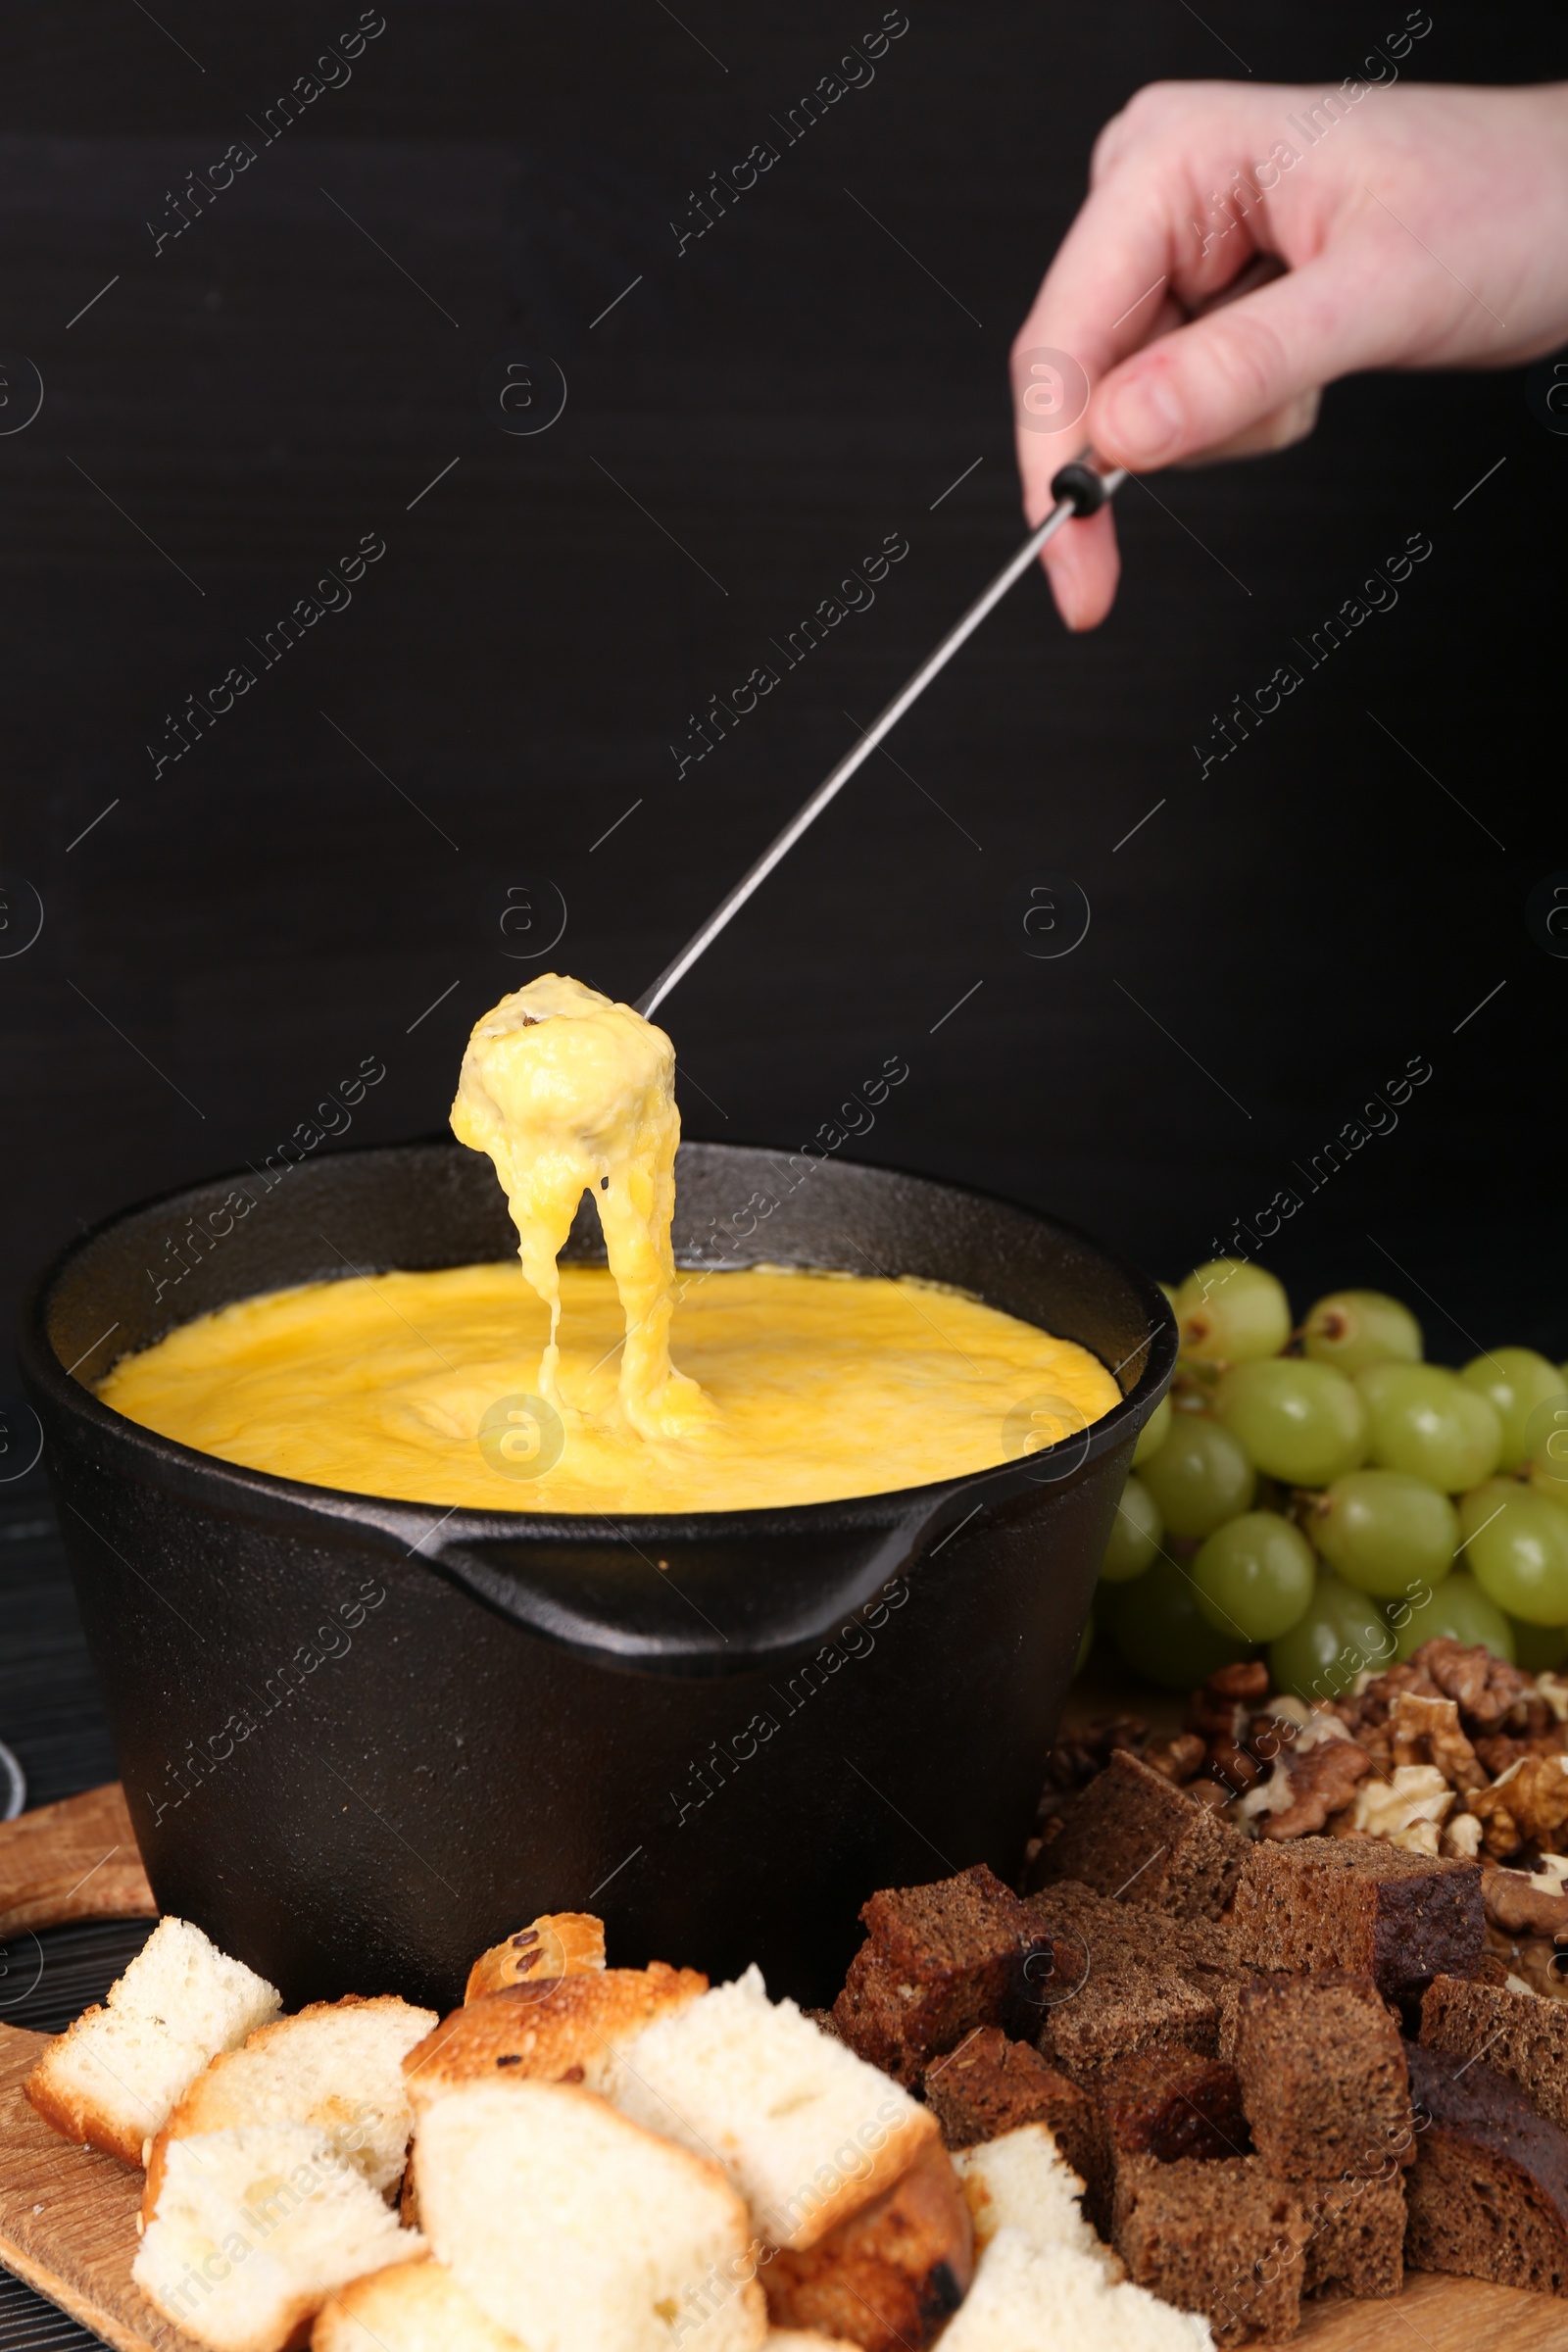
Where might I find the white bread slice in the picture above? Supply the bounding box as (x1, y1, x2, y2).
(938, 2230, 1213, 2352)
(403, 1963, 707, 2117)
(146, 1993, 437, 2212)
(311, 2270, 843, 2352)
(465, 1910, 607, 2001)
(313, 2259, 523, 2352)
(765, 2337, 859, 2350)
(132, 2121, 425, 2352)
(415, 2079, 765, 2352)
(25, 1915, 280, 2165)
(610, 1964, 936, 2251)
(953, 2125, 1121, 2279)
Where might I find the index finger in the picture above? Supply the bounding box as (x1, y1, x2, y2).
(1011, 117, 1277, 625)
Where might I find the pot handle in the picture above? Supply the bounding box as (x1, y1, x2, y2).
(420, 1497, 959, 1678)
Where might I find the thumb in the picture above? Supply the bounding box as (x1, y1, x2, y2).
(1087, 252, 1386, 471)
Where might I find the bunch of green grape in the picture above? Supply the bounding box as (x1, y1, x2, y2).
(1091, 1259, 1568, 1697)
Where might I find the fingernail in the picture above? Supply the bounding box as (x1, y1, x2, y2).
(1102, 371, 1184, 462)
(1044, 548, 1081, 632)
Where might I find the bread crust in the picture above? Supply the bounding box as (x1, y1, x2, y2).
(762, 2140, 972, 2352)
(25, 1916, 280, 2170)
(465, 1912, 607, 2001)
(136, 2276, 318, 2352)
(777, 2106, 938, 2251)
(143, 1993, 435, 2215)
(24, 2009, 144, 2165)
(402, 1964, 707, 2115)
(313, 2260, 522, 2352)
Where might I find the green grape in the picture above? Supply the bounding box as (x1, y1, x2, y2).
(1390, 1571, 1514, 1665)
(1509, 1617, 1568, 1673)
(1074, 1616, 1094, 1677)
(1356, 1362, 1503, 1492)
(1213, 1359, 1368, 1488)
(1529, 1389, 1568, 1512)
(1111, 1554, 1250, 1690)
(1301, 1290, 1422, 1375)
(1137, 1414, 1256, 1540)
(1268, 1572, 1401, 1705)
(1176, 1259, 1292, 1365)
(1458, 1479, 1568, 1626)
(1133, 1394, 1173, 1468)
(1193, 1511, 1316, 1643)
(1101, 1475, 1163, 1583)
(1308, 1469, 1458, 1598)
(1460, 1349, 1568, 1473)
(1157, 1281, 1180, 1311)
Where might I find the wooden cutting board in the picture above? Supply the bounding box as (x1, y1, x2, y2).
(0, 2024, 193, 2352)
(0, 1790, 1562, 2351)
(0, 1785, 157, 1941)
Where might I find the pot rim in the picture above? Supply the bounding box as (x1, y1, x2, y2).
(19, 1135, 1178, 1543)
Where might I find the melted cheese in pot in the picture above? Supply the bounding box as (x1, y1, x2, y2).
(97, 972, 1121, 1513)
(97, 1262, 1120, 1514)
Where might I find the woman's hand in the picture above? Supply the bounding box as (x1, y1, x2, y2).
(1012, 75, 1568, 628)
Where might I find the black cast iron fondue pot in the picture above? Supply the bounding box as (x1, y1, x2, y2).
(21, 1139, 1176, 2012)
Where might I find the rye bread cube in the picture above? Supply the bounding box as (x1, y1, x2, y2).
(1023, 1874, 1245, 1985)
(1231, 1835, 1483, 1997)
(1234, 1971, 1413, 2183)
(1043, 1750, 1246, 1922)
(1097, 2045, 1250, 2167)
(1422, 1972, 1568, 2132)
(922, 2028, 1098, 2188)
(832, 1865, 1051, 2088)
(1405, 2043, 1568, 2296)
(1094, 2044, 1250, 2241)
(1300, 2172, 1406, 2301)
(1039, 1956, 1221, 2083)
(1115, 2153, 1309, 2346)
(1022, 1877, 1226, 2083)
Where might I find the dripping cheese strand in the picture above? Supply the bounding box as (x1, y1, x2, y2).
(448, 974, 709, 1441)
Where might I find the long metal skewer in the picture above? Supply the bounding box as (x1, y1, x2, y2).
(635, 455, 1126, 1021)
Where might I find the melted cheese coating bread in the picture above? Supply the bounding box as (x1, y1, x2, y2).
(98, 974, 1120, 1513)
(449, 973, 707, 1441)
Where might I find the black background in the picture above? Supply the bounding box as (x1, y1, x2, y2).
(4, 0, 1567, 1496)
(0, 21, 1561, 2337)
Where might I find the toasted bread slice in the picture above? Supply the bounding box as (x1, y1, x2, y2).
(761, 2137, 972, 2352)
(314, 2259, 523, 2352)
(937, 2229, 1211, 2352)
(415, 2078, 765, 2352)
(132, 2121, 424, 2352)
(612, 1965, 937, 2251)
(402, 1962, 706, 2117)
(146, 1993, 437, 2212)
(465, 1911, 607, 2001)
(25, 1916, 280, 2166)
(952, 2127, 1120, 2280)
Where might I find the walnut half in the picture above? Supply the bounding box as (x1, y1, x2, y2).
(1388, 1690, 1487, 1793)
(1259, 1738, 1371, 1840)
(1468, 1754, 1568, 1861)
(1483, 1866, 1568, 1938)
(1352, 1765, 1454, 1856)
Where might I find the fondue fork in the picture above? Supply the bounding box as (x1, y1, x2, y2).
(636, 452, 1125, 1021)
